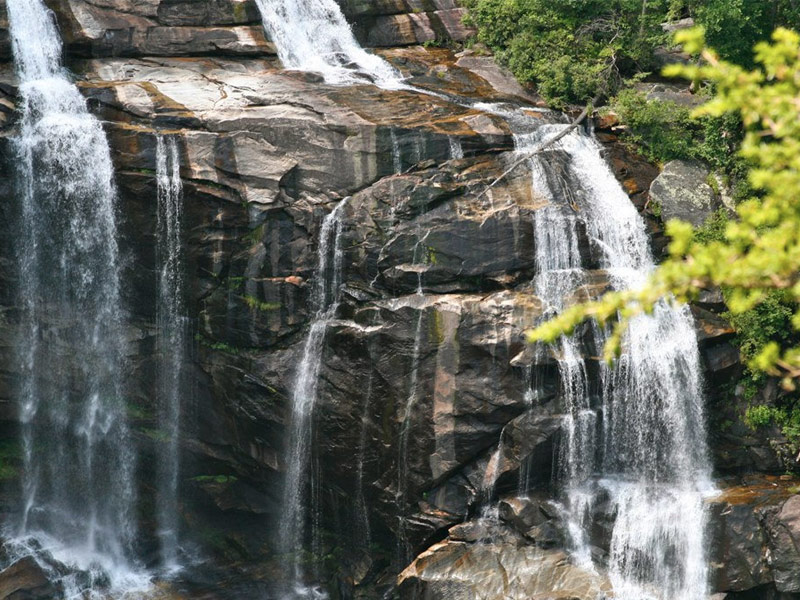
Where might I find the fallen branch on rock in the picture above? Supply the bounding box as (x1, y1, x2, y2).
(475, 99, 596, 202)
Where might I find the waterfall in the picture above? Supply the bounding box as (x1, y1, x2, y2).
(390, 129, 403, 175)
(155, 135, 186, 572)
(279, 200, 348, 599)
(6, 0, 144, 590)
(520, 124, 713, 599)
(448, 136, 464, 160)
(249, 1, 713, 592)
(253, 0, 403, 87)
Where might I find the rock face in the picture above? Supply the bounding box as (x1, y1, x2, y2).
(0, 557, 57, 599)
(398, 534, 612, 600)
(0, 1, 795, 599)
(649, 159, 720, 226)
(707, 476, 800, 597)
(0, 0, 472, 58)
(764, 494, 800, 593)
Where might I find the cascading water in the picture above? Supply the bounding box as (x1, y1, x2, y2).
(155, 135, 186, 572)
(6, 0, 144, 590)
(253, 0, 403, 87)
(448, 136, 464, 160)
(520, 124, 713, 599)
(279, 200, 347, 599)
(253, 1, 713, 594)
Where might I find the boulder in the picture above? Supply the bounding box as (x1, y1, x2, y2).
(0, 557, 58, 599)
(352, 9, 473, 47)
(649, 159, 719, 227)
(397, 537, 612, 600)
(706, 477, 800, 595)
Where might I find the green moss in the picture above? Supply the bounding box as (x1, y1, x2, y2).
(425, 246, 438, 265)
(649, 200, 662, 218)
(429, 310, 444, 345)
(242, 224, 266, 245)
(140, 428, 170, 443)
(231, 1, 248, 22)
(0, 440, 20, 481)
(192, 475, 238, 484)
(241, 295, 281, 312)
(226, 276, 247, 291)
(194, 333, 254, 356)
(706, 173, 721, 195)
(126, 402, 152, 421)
(129, 167, 157, 176)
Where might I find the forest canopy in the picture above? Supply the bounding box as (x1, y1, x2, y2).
(463, 0, 800, 106)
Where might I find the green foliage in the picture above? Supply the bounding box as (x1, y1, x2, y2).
(463, 0, 674, 106)
(744, 403, 778, 428)
(744, 402, 800, 448)
(529, 28, 800, 390)
(682, 0, 800, 66)
(464, 0, 800, 107)
(0, 440, 20, 481)
(611, 89, 748, 184)
(612, 88, 698, 163)
(725, 290, 796, 370)
(692, 208, 728, 244)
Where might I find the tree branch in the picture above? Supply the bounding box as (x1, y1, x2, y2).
(474, 100, 594, 201)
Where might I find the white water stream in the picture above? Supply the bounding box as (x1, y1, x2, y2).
(5, 0, 149, 594)
(254, 0, 404, 88)
(279, 200, 348, 598)
(155, 135, 186, 573)
(521, 125, 713, 599)
(1, 0, 158, 597)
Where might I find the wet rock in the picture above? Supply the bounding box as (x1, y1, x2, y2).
(397, 538, 612, 600)
(497, 494, 549, 533)
(706, 477, 800, 595)
(697, 287, 726, 312)
(709, 382, 787, 475)
(701, 341, 741, 381)
(764, 494, 800, 593)
(692, 305, 735, 344)
(649, 159, 719, 227)
(494, 410, 562, 487)
(352, 8, 473, 47)
(47, 0, 274, 57)
(0, 557, 58, 599)
(635, 82, 704, 107)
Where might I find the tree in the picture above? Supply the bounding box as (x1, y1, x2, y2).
(681, 0, 800, 66)
(463, 0, 675, 106)
(529, 27, 800, 389)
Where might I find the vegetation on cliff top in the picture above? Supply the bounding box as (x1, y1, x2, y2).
(464, 0, 800, 106)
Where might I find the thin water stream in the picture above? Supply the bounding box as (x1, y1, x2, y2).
(155, 134, 186, 573)
(278, 200, 348, 598)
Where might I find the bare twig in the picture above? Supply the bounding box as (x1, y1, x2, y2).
(475, 101, 593, 200)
